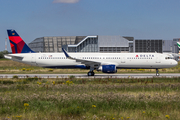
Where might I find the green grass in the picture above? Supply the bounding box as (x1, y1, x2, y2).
(0, 60, 180, 74)
(0, 58, 10, 61)
(0, 77, 180, 119)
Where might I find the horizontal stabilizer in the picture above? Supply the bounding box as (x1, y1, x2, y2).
(4, 54, 24, 60)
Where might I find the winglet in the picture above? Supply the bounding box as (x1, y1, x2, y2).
(62, 48, 74, 59)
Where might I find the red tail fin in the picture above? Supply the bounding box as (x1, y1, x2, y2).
(7, 30, 35, 53)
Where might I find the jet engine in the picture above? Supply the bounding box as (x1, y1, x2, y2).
(98, 65, 117, 73)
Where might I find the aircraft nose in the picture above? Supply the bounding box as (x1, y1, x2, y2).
(172, 60, 178, 66)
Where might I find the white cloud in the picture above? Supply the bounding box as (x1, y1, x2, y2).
(53, 0, 80, 3)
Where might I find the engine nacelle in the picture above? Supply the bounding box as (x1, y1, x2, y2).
(98, 65, 117, 73)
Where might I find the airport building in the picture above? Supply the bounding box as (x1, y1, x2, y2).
(163, 40, 178, 53)
(28, 35, 179, 54)
(28, 36, 134, 53)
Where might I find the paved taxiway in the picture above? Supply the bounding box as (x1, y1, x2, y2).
(0, 73, 180, 78)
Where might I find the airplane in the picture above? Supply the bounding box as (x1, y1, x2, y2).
(5, 29, 178, 76)
(177, 42, 180, 49)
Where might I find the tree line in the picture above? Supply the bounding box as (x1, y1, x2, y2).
(0, 50, 9, 59)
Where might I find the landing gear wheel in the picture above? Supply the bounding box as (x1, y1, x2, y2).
(92, 72, 95, 76)
(156, 73, 160, 76)
(87, 72, 91, 76)
(87, 71, 95, 76)
(156, 69, 160, 76)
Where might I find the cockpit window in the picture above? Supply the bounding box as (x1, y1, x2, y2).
(165, 57, 173, 59)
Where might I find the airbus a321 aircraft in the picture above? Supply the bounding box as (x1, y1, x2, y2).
(5, 29, 178, 76)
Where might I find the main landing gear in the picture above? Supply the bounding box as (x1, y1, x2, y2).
(156, 68, 160, 76)
(87, 71, 95, 76)
(87, 67, 95, 76)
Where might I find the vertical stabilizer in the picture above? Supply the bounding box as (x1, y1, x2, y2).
(7, 29, 35, 53)
(177, 42, 180, 49)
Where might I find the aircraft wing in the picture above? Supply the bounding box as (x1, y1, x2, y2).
(75, 59, 101, 67)
(62, 48, 101, 69)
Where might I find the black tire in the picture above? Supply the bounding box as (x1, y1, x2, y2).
(156, 73, 160, 76)
(92, 72, 95, 76)
(87, 72, 95, 76)
(87, 72, 91, 76)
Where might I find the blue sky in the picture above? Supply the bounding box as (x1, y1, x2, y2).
(1, 0, 180, 51)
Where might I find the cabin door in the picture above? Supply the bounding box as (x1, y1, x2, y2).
(121, 57, 125, 63)
(156, 55, 161, 63)
(31, 54, 36, 64)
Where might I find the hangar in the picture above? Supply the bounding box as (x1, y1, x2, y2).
(28, 35, 134, 53)
(28, 35, 178, 54)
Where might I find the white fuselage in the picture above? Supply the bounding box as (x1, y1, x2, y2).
(5, 52, 178, 69)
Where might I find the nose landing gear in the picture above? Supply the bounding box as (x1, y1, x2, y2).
(156, 69, 160, 76)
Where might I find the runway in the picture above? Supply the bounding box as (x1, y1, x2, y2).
(0, 73, 180, 78)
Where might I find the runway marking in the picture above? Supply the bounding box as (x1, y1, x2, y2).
(0, 73, 180, 78)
